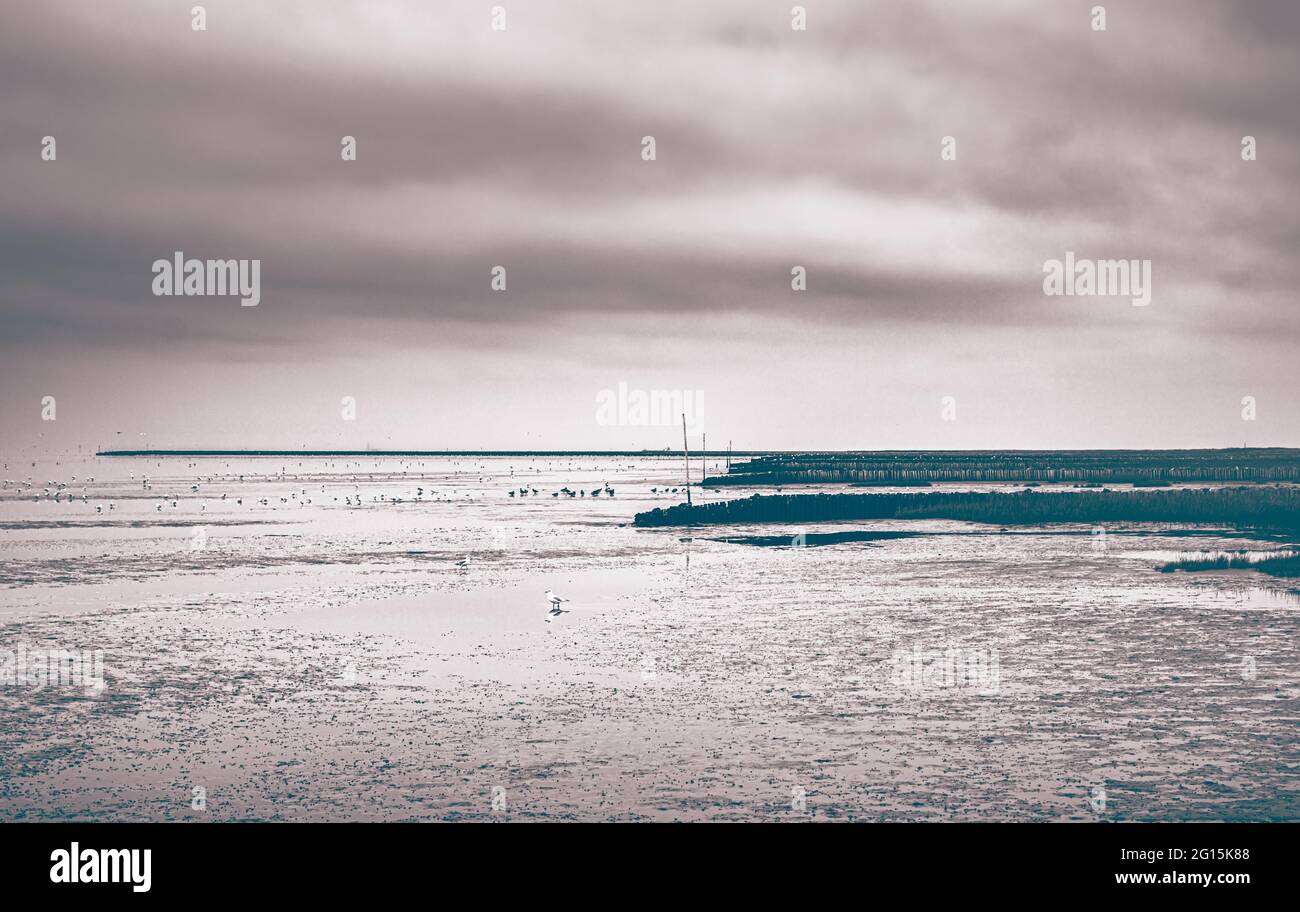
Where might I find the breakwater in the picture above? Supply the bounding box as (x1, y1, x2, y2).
(702, 449, 1300, 486)
(634, 486, 1300, 531)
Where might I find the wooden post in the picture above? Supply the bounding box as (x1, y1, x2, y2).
(682, 413, 692, 505)
(702, 433, 707, 484)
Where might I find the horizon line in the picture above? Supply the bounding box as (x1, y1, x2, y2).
(92, 446, 1300, 458)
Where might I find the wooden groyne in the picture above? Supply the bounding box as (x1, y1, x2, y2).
(634, 486, 1300, 531)
(702, 448, 1300, 486)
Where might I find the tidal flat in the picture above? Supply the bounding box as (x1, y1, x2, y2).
(2, 456, 1297, 821)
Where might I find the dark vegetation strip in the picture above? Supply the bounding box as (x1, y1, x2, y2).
(1159, 553, 1300, 578)
(634, 487, 1300, 533)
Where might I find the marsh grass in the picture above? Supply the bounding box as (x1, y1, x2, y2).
(1158, 551, 1300, 578)
(635, 486, 1300, 534)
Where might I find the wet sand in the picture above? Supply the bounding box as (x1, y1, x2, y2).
(2, 457, 1297, 821)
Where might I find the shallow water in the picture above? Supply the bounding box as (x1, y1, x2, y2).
(1, 456, 1297, 821)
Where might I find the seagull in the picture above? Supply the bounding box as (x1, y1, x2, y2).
(455, 556, 470, 568)
(544, 588, 569, 621)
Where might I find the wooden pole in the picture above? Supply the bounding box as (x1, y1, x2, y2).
(682, 413, 692, 505)
(702, 433, 707, 483)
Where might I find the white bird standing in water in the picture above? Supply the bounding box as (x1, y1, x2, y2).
(544, 589, 569, 621)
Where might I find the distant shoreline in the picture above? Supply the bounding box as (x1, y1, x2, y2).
(92, 449, 762, 458)
(94, 446, 1300, 459)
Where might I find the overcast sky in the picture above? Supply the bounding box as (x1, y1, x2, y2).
(2, 0, 1297, 455)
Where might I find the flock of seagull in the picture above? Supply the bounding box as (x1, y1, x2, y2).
(3, 462, 698, 625)
(509, 484, 687, 499)
(511, 483, 615, 498)
(4, 469, 689, 514)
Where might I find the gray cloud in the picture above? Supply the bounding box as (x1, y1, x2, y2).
(1, 0, 1296, 449)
